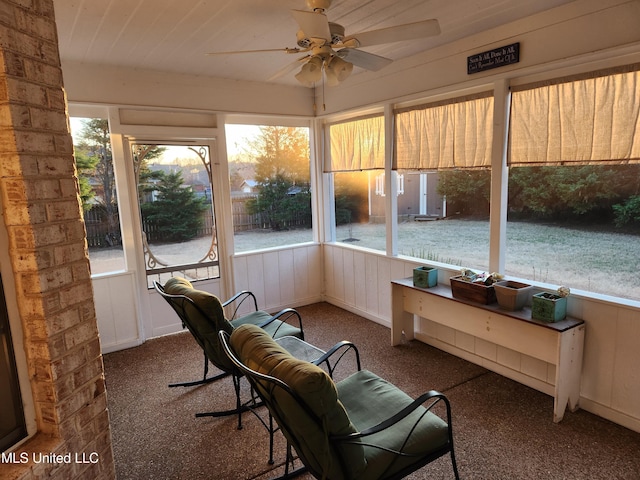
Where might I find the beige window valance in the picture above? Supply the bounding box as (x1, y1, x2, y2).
(509, 65, 640, 166)
(394, 92, 494, 170)
(326, 115, 385, 172)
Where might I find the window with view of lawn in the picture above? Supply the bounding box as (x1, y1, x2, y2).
(328, 115, 386, 251)
(226, 124, 313, 252)
(506, 66, 640, 300)
(71, 117, 125, 276)
(394, 93, 494, 268)
(325, 67, 640, 302)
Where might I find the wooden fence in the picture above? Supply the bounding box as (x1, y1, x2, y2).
(85, 195, 310, 248)
(84, 208, 121, 248)
(231, 194, 263, 231)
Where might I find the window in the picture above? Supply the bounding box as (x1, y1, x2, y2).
(394, 94, 494, 269)
(507, 66, 640, 300)
(226, 124, 313, 252)
(333, 171, 386, 250)
(133, 144, 220, 287)
(71, 118, 125, 275)
(328, 115, 386, 251)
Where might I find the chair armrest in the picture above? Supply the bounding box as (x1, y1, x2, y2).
(313, 341, 361, 379)
(257, 308, 304, 338)
(223, 291, 259, 319)
(334, 390, 453, 443)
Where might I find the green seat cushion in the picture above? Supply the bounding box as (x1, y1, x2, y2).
(336, 370, 450, 480)
(230, 311, 302, 339)
(231, 324, 366, 479)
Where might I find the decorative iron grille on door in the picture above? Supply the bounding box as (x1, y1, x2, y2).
(132, 144, 220, 288)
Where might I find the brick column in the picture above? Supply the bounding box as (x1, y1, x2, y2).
(0, 1, 115, 479)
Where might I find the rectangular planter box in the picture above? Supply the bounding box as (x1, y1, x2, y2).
(413, 266, 437, 288)
(531, 292, 567, 322)
(450, 275, 496, 304)
(494, 280, 533, 311)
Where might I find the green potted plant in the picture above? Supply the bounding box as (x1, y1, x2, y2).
(531, 286, 570, 322)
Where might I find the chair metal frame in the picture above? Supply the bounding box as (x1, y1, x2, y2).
(220, 329, 460, 480)
(154, 280, 304, 427)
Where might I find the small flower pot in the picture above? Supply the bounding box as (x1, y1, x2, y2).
(494, 280, 533, 311)
(413, 266, 437, 288)
(531, 292, 567, 322)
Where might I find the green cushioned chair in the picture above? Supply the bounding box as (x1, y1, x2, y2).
(221, 323, 460, 480)
(155, 277, 304, 426)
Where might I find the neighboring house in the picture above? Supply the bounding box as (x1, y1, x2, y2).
(370, 172, 445, 221)
(240, 179, 258, 193)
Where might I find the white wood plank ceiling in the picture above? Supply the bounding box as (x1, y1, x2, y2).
(53, 0, 575, 87)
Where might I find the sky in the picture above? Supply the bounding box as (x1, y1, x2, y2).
(224, 124, 261, 156)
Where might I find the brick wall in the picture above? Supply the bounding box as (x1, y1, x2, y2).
(0, 1, 115, 479)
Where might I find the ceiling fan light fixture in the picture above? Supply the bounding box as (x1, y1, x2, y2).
(325, 55, 353, 86)
(295, 55, 324, 87)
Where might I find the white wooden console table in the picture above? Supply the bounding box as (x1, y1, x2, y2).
(391, 277, 585, 422)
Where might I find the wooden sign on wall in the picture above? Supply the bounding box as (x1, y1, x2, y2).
(467, 43, 520, 74)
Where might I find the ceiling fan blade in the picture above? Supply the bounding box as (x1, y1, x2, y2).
(206, 47, 300, 56)
(268, 56, 309, 82)
(336, 49, 393, 71)
(345, 19, 440, 48)
(291, 9, 331, 41)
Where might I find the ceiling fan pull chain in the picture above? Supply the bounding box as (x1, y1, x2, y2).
(322, 67, 326, 111)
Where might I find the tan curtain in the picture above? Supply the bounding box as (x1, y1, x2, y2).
(509, 67, 640, 165)
(326, 115, 384, 172)
(394, 93, 494, 170)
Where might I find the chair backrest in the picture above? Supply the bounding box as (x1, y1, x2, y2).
(222, 323, 366, 479)
(156, 277, 234, 372)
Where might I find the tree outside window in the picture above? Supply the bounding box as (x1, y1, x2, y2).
(72, 118, 125, 274)
(226, 125, 313, 251)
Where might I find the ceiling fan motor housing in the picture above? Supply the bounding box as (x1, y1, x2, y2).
(306, 0, 332, 12)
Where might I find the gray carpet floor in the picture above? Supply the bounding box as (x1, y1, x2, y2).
(103, 302, 640, 479)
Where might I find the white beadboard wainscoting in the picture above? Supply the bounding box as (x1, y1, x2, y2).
(322, 242, 640, 433)
(92, 272, 141, 354)
(232, 243, 323, 312)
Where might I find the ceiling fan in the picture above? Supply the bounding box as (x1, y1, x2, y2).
(206, 0, 441, 87)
